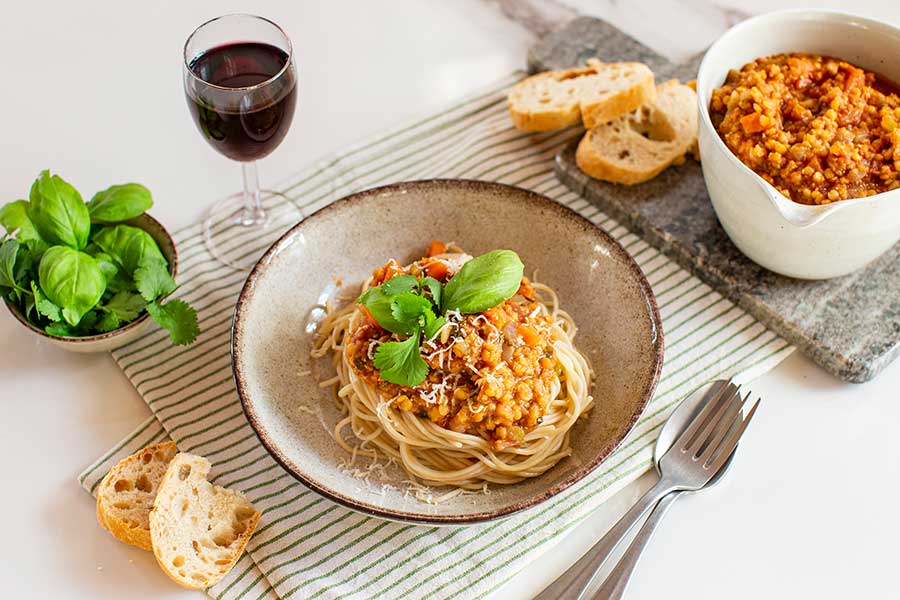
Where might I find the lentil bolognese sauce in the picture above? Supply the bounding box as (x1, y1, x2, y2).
(709, 53, 900, 204)
(311, 241, 594, 503)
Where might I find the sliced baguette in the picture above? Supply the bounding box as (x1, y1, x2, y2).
(575, 79, 698, 185)
(508, 59, 656, 132)
(96, 441, 178, 551)
(149, 453, 260, 590)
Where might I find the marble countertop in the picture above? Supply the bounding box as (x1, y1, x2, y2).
(1, 1, 899, 598)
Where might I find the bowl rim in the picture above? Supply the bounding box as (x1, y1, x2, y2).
(3, 212, 178, 344)
(231, 178, 665, 525)
(696, 8, 900, 216)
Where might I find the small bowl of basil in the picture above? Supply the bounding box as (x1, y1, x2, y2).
(1, 170, 199, 352)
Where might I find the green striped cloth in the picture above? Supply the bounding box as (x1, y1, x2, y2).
(78, 74, 793, 600)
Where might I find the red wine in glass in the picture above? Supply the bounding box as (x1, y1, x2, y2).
(186, 42, 297, 162)
(183, 14, 298, 271)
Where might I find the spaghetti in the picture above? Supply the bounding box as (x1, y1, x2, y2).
(311, 244, 594, 498)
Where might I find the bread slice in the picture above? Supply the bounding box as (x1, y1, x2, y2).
(508, 59, 656, 132)
(575, 79, 698, 185)
(96, 441, 178, 551)
(149, 453, 261, 590)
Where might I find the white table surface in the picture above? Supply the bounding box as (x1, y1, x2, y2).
(2, 1, 899, 598)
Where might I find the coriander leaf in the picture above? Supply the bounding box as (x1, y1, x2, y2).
(73, 310, 100, 334)
(373, 330, 429, 387)
(134, 257, 176, 301)
(96, 311, 121, 332)
(381, 274, 417, 296)
(88, 183, 153, 223)
(421, 276, 443, 309)
(45, 322, 74, 337)
(442, 250, 524, 314)
(31, 280, 62, 322)
(38, 246, 106, 326)
(358, 286, 414, 334)
(27, 170, 90, 250)
(146, 299, 199, 345)
(101, 290, 146, 322)
(424, 315, 447, 341)
(0, 200, 41, 241)
(389, 291, 434, 329)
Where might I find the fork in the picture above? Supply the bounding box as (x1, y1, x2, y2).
(534, 381, 759, 600)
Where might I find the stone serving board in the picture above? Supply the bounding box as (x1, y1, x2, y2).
(531, 17, 900, 383)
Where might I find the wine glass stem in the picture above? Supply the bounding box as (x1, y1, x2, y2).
(239, 161, 267, 227)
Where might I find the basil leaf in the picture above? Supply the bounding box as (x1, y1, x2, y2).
(88, 183, 153, 223)
(24, 239, 50, 266)
(134, 256, 176, 301)
(28, 170, 90, 249)
(442, 250, 524, 314)
(358, 286, 413, 334)
(23, 290, 35, 320)
(381, 274, 417, 296)
(421, 276, 443, 310)
(390, 291, 434, 330)
(31, 280, 62, 322)
(92, 224, 166, 274)
(0, 239, 23, 292)
(424, 314, 447, 340)
(373, 330, 429, 387)
(0, 200, 41, 241)
(38, 246, 106, 326)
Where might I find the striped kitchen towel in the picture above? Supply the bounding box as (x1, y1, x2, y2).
(79, 74, 794, 600)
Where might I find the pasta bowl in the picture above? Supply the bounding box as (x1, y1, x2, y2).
(232, 179, 663, 524)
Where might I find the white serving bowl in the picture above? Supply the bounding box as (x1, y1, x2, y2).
(697, 10, 900, 279)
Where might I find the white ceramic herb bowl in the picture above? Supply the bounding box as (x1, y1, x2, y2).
(697, 10, 900, 280)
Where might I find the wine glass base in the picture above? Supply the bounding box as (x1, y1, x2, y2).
(202, 190, 294, 271)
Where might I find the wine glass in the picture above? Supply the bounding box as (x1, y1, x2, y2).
(183, 14, 298, 270)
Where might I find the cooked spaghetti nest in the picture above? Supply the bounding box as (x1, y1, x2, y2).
(311, 245, 594, 496)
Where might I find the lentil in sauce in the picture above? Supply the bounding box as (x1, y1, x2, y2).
(709, 53, 900, 204)
(346, 249, 560, 452)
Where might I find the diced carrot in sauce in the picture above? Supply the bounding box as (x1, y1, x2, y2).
(383, 259, 403, 281)
(517, 325, 541, 347)
(427, 240, 447, 257)
(740, 112, 769, 134)
(423, 259, 449, 279)
(516, 278, 536, 301)
(359, 305, 378, 326)
(483, 306, 508, 328)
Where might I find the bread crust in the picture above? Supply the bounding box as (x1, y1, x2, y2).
(96, 441, 178, 551)
(507, 61, 656, 132)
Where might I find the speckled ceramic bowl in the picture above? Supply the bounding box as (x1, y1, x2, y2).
(232, 180, 663, 525)
(4, 213, 177, 353)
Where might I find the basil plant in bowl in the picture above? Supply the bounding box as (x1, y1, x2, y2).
(0, 170, 199, 352)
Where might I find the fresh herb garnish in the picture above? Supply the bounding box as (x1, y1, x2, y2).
(0, 171, 200, 345)
(358, 249, 524, 387)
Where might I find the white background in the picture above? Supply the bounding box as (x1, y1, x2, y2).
(1, 1, 899, 598)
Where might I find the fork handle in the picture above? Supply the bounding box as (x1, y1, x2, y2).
(589, 491, 681, 600)
(533, 476, 678, 600)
